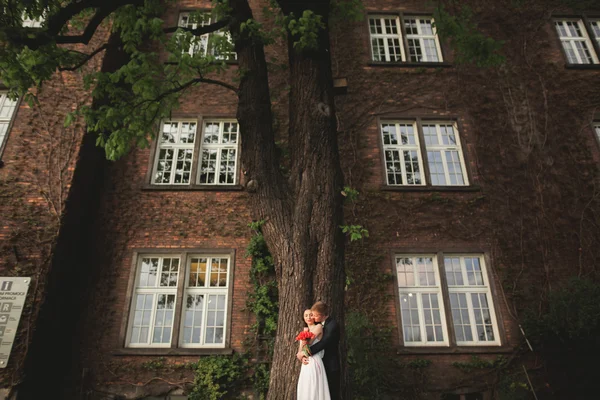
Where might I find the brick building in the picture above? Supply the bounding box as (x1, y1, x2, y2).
(1, 0, 599, 399)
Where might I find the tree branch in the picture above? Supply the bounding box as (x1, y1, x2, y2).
(130, 77, 238, 110)
(46, 0, 144, 37)
(55, 6, 116, 45)
(58, 43, 113, 71)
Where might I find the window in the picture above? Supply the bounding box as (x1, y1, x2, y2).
(126, 252, 232, 348)
(22, 16, 43, 28)
(404, 17, 442, 62)
(555, 19, 599, 64)
(150, 119, 240, 187)
(153, 120, 197, 185)
(591, 19, 600, 46)
(198, 120, 239, 185)
(397, 256, 449, 346)
(381, 120, 469, 187)
(594, 122, 600, 144)
(381, 121, 424, 185)
(0, 92, 18, 154)
(178, 12, 235, 60)
(369, 14, 443, 63)
(395, 253, 501, 347)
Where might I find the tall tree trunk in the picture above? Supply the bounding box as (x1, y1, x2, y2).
(230, 1, 345, 398)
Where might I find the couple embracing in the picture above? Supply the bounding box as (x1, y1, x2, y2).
(296, 301, 341, 400)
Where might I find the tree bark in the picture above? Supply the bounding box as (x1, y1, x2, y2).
(230, 0, 346, 398)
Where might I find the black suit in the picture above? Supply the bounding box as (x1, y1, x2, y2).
(309, 317, 341, 400)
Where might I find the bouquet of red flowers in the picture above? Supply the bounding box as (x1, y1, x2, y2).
(295, 330, 315, 342)
(296, 330, 315, 358)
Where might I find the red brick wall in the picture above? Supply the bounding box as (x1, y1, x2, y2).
(0, 23, 109, 389)
(2, 0, 597, 398)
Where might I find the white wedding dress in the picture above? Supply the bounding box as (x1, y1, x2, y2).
(297, 337, 331, 400)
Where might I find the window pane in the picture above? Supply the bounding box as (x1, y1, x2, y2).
(444, 257, 463, 286)
(555, 20, 596, 64)
(423, 123, 467, 186)
(205, 294, 226, 344)
(400, 293, 421, 342)
(189, 258, 208, 287)
(465, 257, 484, 286)
(0, 94, 17, 120)
(130, 294, 154, 344)
(199, 121, 240, 185)
(381, 121, 423, 186)
(427, 150, 446, 185)
(404, 150, 422, 185)
(416, 257, 436, 286)
(209, 258, 229, 287)
(422, 293, 444, 342)
(404, 17, 442, 62)
(369, 16, 402, 62)
(396, 257, 415, 286)
(385, 150, 403, 185)
(152, 294, 175, 343)
(199, 149, 218, 184)
(381, 124, 397, 145)
(153, 120, 196, 185)
(159, 258, 179, 287)
(399, 124, 416, 145)
(447, 255, 498, 344)
(450, 293, 472, 342)
(203, 123, 220, 144)
(472, 293, 495, 341)
(183, 294, 204, 344)
(139, 258, 159, 287)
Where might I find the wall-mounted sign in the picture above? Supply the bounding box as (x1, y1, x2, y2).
(0, 278, 30, 368)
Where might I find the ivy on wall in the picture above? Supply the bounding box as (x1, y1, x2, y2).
(245, 220, 279, 399)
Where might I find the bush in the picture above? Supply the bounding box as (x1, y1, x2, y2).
(188, 353, 248, 400)
(523, 278, 600, 398)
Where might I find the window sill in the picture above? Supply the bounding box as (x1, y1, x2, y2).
(368, 61, 452, 68)
(113, 347, 234, 356)
(380, 185, 481, 192)
(565, 63, 600, 70)
(141, 184, 244, 192)
(396, 345, 513, 355)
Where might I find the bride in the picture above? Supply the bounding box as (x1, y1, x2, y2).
(297, 309, 330, 400)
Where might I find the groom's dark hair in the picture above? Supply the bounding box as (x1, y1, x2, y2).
(311, 301, 328, 316)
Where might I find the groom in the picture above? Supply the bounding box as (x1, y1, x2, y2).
(297, 301, 341, 400)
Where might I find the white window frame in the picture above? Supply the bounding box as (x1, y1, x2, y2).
(380, 119, 469, 187)
(403, 16, 443, 62)
(197, 120, 240, 186)
(126, 256, 181, 348)
(22, 15, 43, 28)
(395, 253, 501, 347)
(590, 19, 600, 47)
(555, 19, 599, 64)
(422, 121, 469, 186)
(444, 255, 501, 346)
(0, 92, 18, 154)
(396, 255, 450, 347)
(125, 253, 232, 349)
(368, 15, 406, 62)
(152, 119, 198, 185)
(179, 256, 230, 348)
(177, 12, 236, 60)
(381, 120, 426, 186)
